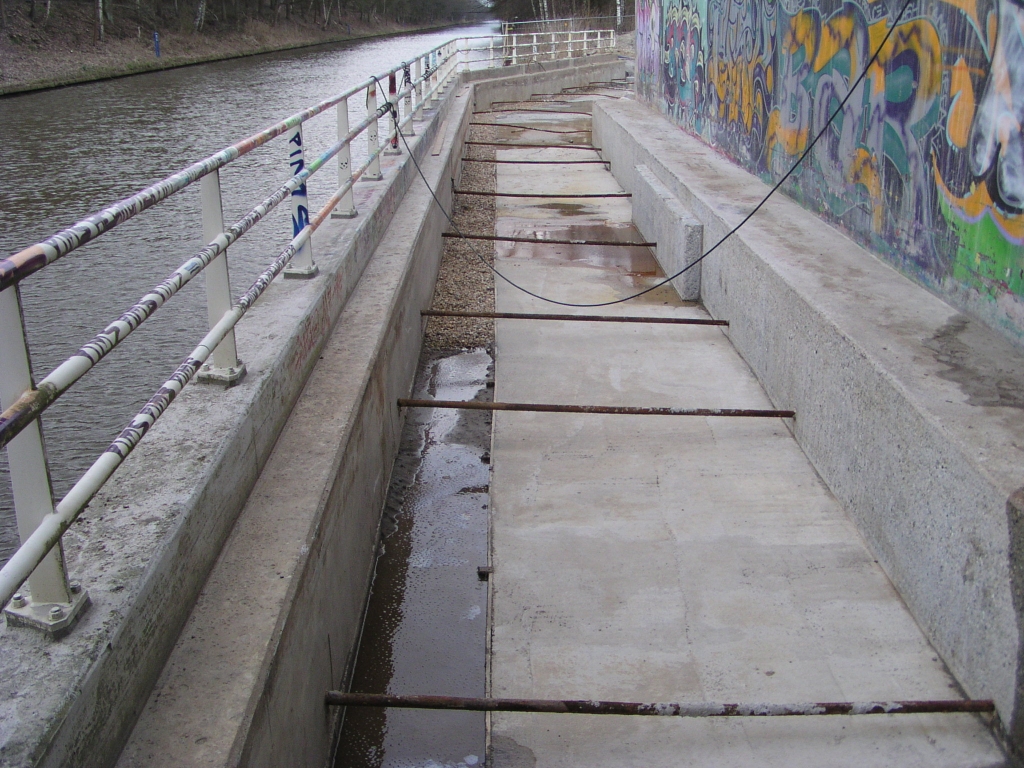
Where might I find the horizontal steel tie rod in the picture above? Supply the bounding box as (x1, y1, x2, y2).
(469, 122, 590, 135)
(441, 233, 655, 247)
(464, 141, 600, 150)
(324, 693, 995, 717)
(475, 109, 593, 116)
(421, 310, 727, 326)
(461, 159, 609, 165)
(398, 400, 795, 418)
(454, 190, 630, 199)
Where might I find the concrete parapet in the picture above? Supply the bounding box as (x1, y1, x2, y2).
(467, 54, 626, 112)
(632, 164, 702, 300)
(594, 98, 1024, 755)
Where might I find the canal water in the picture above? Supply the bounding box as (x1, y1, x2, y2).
(0, 20, 497, 564)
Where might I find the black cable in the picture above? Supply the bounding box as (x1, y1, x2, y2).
(396, 0, 914, 308)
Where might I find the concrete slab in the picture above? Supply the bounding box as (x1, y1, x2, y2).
(593, 97, 1024, 745)
(486, 98, 1004, 766)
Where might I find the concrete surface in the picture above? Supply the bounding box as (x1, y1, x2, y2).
(487, 96, 1004, 766)
(633, 163, 703, 300)
(593, 97, 1024, 753)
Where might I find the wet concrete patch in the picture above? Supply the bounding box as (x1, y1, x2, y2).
(925, 315, 1024, 409)
(333, 349, 492, 768)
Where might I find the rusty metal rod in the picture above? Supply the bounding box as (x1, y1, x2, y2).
(491, 98, 573, 104)
(324, 693, 995, 717)
(461, 159, 609, 165)
(422, 310, 727, 326)
(475, 109, 593, 116)
(464, 141, 600, 150)
(470, 122, 590, 134)
(441, 233, 655, 247)
(454, 190, 631, 199)
(398, 400, 795, 419)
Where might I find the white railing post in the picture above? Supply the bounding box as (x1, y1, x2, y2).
(414, 57, 425, 119)
(429, 51, 439, 106)
(384, 70, 401, 155)
(0, 286, 88, 636)
(283, 124, 320, 278)
(512, 34, 518, 65)
(197, 170, 246, 384)
(532, 33, 538, 60)
(332, 97, 357, 219)
(489, 37, 494, 68)
(365, 82, 383, 181)
(403, 61, 415, 135)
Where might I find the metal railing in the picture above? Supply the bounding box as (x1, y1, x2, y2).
(501, 13, 635, 35)
(0, 29, 613, 636)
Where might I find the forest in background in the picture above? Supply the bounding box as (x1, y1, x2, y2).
(489, 0, 632, 24)
(0, 0, 486, 41)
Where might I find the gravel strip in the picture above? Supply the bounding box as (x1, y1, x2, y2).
(424, 123, 499, 351)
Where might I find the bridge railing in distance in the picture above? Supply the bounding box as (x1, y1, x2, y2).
(0, 29, 613, 636)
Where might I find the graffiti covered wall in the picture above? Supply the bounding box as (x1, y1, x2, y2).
(637, 0, 1024, 342)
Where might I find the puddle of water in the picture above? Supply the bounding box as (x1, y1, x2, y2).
(510, 223, 663, 285)
(333, 349, 492, 768)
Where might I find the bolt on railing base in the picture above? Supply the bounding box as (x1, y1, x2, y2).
(283, 263, 321, 279)
(5, 585, 90, 639)
(196, 361, 247, 387)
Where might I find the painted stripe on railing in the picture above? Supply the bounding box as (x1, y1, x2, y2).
(0, 106, 392, 450)
(0, 42, 459, 292)
(0, 83, 434, 606)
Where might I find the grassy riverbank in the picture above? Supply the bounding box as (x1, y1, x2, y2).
(0, 11, 476, 96)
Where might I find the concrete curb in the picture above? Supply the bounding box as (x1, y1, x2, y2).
(594, 97, 1024, 750)
(633, 163, 702, 301)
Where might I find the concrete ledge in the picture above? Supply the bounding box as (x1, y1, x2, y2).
(468, 54, 626, 111)
(0, 82, 460, 768)
(633, 164, 702, 300)
(594, 98, 1024, 752)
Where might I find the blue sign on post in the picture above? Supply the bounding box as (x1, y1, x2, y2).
(153, 31, 160, 58)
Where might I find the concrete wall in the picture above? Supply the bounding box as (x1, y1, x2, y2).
(634, 0, 1024, 350)
(595, 97, 1024, 758)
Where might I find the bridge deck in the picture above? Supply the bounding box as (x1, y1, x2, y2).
(483, 91, 1002, 766)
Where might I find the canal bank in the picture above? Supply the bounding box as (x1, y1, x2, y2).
(0, 19, 482, 97)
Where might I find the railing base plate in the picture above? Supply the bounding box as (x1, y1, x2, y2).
(5, 588, 90, 639)
(197, 362, 247, 387)
(331, 209, 358, 220)
(283, 264, 320, 280)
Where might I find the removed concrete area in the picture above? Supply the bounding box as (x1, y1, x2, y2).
(486, 95, 1003, 766)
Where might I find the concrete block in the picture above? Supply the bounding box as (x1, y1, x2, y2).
(632, 164, 702, 300)
(594, 98, 1024, 754)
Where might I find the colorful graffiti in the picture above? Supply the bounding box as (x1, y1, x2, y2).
(637, 0, 1024, 341)
(638, 0, 663, 101)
